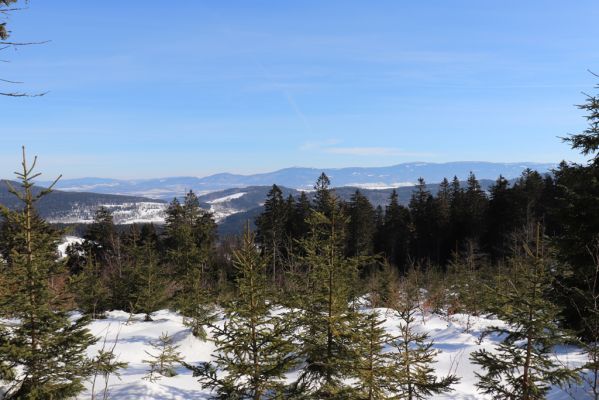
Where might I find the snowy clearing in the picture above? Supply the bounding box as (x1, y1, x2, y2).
(76, 309, 588, 400)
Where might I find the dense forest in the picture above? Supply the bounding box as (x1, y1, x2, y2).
(0, 79, 598, 398)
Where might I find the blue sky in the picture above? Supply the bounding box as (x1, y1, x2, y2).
(1, 1, 598, 179)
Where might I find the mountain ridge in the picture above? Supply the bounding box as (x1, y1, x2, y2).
(36, 161, 556, 200)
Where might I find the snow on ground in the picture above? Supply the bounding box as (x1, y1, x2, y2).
(343, 182, 416, 190)
(206, 192, 246, 204)
(48, 202, 168, 225)
(58, 236, 84, 258)
(206, 193, 247, 222)
(76, 309, 588, 400)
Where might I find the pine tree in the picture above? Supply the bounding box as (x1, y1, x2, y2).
(470, 226, 577, 399)
(291, 192, 366, 398)
(409, 177, 436, 263)
(346, 190, 376, 258)
(164, 191, 218, 338)
(187, 227, 296, 399)
(90, 332, 128, 400)
(313, 172, 334, 217)
(463, 172, 488, 241)
(69, 250, 110, 319)
(352, 310, 395, 399)
(447, 241, 486, 331)
(133, 240, 171, 321)
(255, 184, 289, 284)
(0, 148, 96, 399)
(179, 267, 217, 341)
(387, 268, 458, 399)
(381, 190, 411, 273)
(563, 73, 599, 166)
(143, 332, 182, 382)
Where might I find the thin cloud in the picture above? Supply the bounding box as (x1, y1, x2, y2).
(325, 146, 433, 157)
(299, 140, 434, 158)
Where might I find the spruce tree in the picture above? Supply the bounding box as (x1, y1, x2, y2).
(470, 227, 577, 399)
(133, 240, 171, 321)
(387, 268, 458, 399)
(563, 74, 599, 165)
(352, 310, 395, 399)
(69, 251, 110, 319)
(291, 191, 365, 398)
(0, 148, 96, 399)
(143, 332, 182, 382)
(346, 190, 376, 258)
(164, 191, 218, 338)
(409, 178, 436, 263)
(381, 190, 411, 273)
(187, 227, 296, 399)
(255, 184, 289, 284)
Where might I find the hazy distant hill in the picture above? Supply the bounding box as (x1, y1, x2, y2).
(0, 181, 166, 224)
(41, 162, 555, 200)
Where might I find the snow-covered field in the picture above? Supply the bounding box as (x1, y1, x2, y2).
(78, 309, 588, 400)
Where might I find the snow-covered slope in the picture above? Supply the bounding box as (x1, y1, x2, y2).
(47, 202, 168, 225)
(78, 309, 587, 400)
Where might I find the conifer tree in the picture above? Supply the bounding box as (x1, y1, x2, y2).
(313, 172, 334, 217)
(143, 332, 182, 382)
(381, 190, 411, 272)
(69, 251, 110, 319)
(291, 191, 365, 398)
(179, 267, 217, 341)
(164, 191, 218, 338)
(290, 191, 312, 242)
(256, 184, 289, 283)
(563, 73, 599, 165)
(566, 239, 599, 399)
(347, 190, 376, 258)
(470, 227, 577, 399)
(387, 268, 458, 399)
(409, 178, 436, 262)
(187, 227, 296, 399)
(352, 310, 395, 399)
(0, 148, 96, 399)
(133, 241, 171, 321)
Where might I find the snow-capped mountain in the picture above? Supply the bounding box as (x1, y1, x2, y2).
(42, 162, 556, 200)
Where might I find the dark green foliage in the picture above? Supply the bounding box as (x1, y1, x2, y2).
(255, 185, 289, 284)
(346, 190, 376, 258)
(164, 191, 218, 335)
(0, 149, 96, 399)
(447, 242, 486, 327)
(378, 190, 411, 273)
(132, 239, 171, 321)
(470, 229, 578, 399)
(291, 196, 366, 398)
(69, 251, 110, 319)
(179, 267, 217, 341)
(352, 310, 395, 399)
(188, 228, 296, 399)
(563, 75, 599, 166)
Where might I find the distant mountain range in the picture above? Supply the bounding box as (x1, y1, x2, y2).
(1, 162, 555, 235)
(39, 162, 556, 201)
